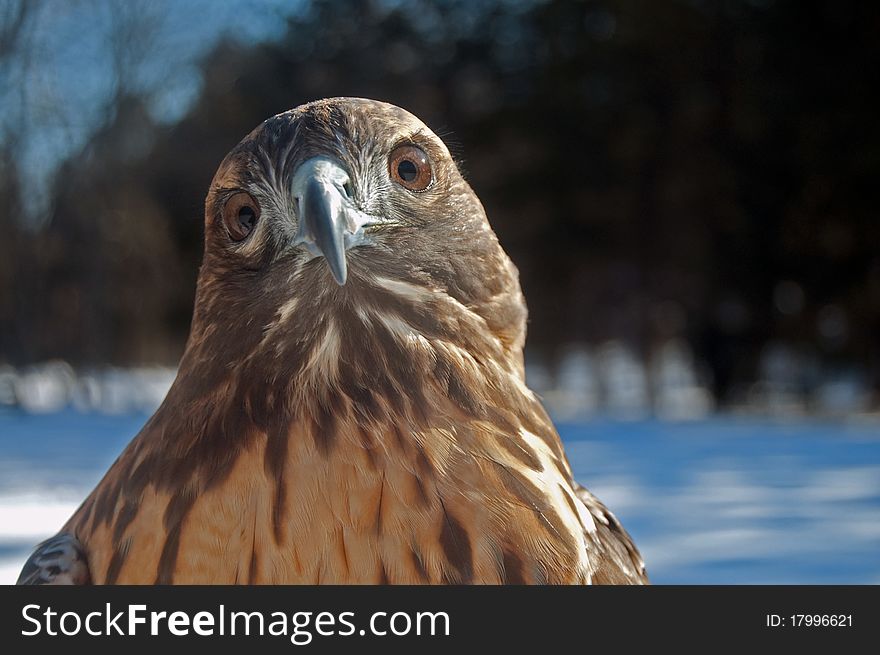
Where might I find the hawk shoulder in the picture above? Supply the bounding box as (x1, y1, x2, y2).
(17, 532, 91, 585)
(575, 484, 649, 584)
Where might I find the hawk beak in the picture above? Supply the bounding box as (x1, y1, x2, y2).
(291, 157, 357, 285)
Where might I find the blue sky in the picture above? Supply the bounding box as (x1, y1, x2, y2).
(0, 0, 303, 221)
(0, 0, 548, 222)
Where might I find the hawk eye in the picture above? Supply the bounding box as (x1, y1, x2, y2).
(222, 191, 260, 241)
(388, 144, 433, 191)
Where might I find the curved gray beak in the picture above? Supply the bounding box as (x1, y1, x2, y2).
(291, 157, 371, 285)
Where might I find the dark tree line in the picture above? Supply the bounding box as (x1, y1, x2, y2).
(1, 0, 878, 403)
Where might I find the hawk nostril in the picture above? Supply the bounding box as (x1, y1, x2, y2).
(343, 182, 353, 199)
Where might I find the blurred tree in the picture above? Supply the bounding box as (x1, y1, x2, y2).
(0, 0, 877, 405)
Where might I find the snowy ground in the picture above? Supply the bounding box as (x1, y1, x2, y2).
(0, 410, 878, 584)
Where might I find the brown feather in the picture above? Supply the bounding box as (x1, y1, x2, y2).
(20, 98, 647, 585)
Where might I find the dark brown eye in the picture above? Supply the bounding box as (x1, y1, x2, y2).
(223, 192, 260, 241)
(388, 144, 433, 191)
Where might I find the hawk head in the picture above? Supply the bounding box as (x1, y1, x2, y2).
(188, 98, 527, 389)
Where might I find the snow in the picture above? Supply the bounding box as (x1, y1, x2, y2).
(0, 410, 878, 584)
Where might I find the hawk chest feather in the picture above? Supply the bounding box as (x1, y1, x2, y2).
(68, 415, 593, 584)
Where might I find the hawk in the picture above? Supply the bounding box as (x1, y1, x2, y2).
(18, 98, 648, 585)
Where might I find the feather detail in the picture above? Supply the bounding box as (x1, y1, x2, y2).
(17, 533, 90, 585)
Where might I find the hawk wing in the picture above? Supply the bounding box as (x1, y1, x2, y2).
(576, 484, 649, 584)
(17, 533, 91, 585)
